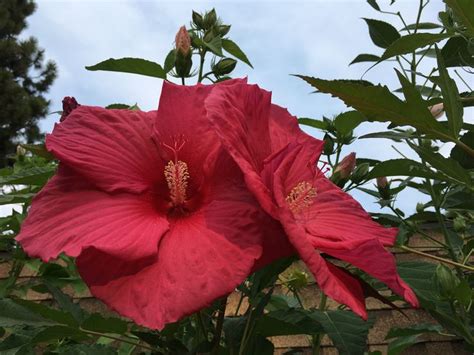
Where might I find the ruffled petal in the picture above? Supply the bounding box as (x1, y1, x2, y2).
(46, 107, 162, 194)
(17, 166, 168, 262)
(77, 196, 264, 329)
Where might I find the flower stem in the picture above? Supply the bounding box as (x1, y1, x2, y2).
(399, 245, 474, 272)
(312, 293, 328, 355)
(79, 328, 156, 352)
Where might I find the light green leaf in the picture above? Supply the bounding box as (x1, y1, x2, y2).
(401, 22, 442, 31)
(0, 166, 56, 186)
(86, 58, 166, 79)
(366, 159, 442, 180)
(298, 118, 329, 130)
(222, 39, 253, 67)
(204, 36, 223, 56)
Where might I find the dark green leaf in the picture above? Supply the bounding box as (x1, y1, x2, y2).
(349, 54, 381, 65)
(105, 104, 130, 109)
(86, 58, 166, 79)
(442, 37, 474, 67)
(0, 193, 35, 205)
(57, 344, 117, 355)
(363, 18, 401, 49)
(450, 131, 474, 169)
(367, 0, 380, 11)
(31, 326, 87, 343)
(386, 323, 443, 339)
(387, 334, 422, 355)
(334, 111, 365, 135)
(444, 0, 474, 36)
(310, 310, 374, 355)
(453, 279, 472, 307)
(298, 118, 329, 130)
(0, 298, 57, 327)
(359, 130, 414, 141)
(366, 159, 442, 180)
(434, 46, 463, 138)
(381, 33, 451, 60)
(164, 50, 176, 73)
(0, 166, 56, 186)
(13, 298, 77, 327)
(397, 261, 438, 300)
(296, 76, 450, 138)
(255, 309, 323, 336)
(44, 281, 86, 324)
(222, 39, 253, 68)
(401, 22, 442, 31)
(81, 314, 128, 334)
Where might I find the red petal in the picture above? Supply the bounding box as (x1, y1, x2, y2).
(77, 196, 264, 329)
(17, 166, 168, 262)
(47, 107, 162, 194)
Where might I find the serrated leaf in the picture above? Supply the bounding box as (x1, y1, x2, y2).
(349, 53, 381, 65)
(0, 298, 57, 327)
(222, 39, 253, 68)
(296, 76, 450, 138)
(364, 18, 400, 49)
(309, 310, 374, 355)
(381, 33, 451, 60)
(434, 46, 463, 138)
(86, 58, 166, 79)
(397, 261, 438, 300)
(0, 166, 56, 186)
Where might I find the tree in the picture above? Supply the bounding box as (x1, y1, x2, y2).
(0, 0, 57, 167)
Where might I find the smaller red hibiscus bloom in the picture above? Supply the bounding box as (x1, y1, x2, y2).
(205, 82, 418, 319)
(60, 96, 80, 122)
(16, 79, 282, 329)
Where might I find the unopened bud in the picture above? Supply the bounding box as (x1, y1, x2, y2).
(60, 96, 80, 122)
(436, 264, 458, 298)
(203, 9, 217, 29)
(376, 177, 388, 189)
(175, 26, 191, 56)
(334, 152, 356, 179)
(212, 58, 237, 76)
(429, 103, 444, 119)
(453, 215, 467, 232)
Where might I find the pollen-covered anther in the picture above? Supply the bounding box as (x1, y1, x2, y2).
(164, 160, 190, 206)
(285, 181, 317, 214)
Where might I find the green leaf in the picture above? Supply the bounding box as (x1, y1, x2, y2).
(255, 309, 323, 337)
(381, 33, 451, 60)
(401, 22, 442, 31)
(81, 314, 128, 334)
(0, 193, 35, 205)
(310, 310, 374, 355)
(349, 54, 381, 65)
(222, 39, 253, 68)
(408, 143, 471, 186)
(105, 104, 130, 109)
(444, 0, 474, 36)
(387, 334, 422, 355)
(204, 36, 223, 56)
(434, 46, 463, 138)
(14, 298, 78, 327)
(57, 344, 117, 355)
(296, 76, 450, 138)
(366, 159, 442, 180)
(31, 326, 87, 343)
(441, 37, 474, 67)
(397, 261, 438, 300)
(359, 130, 414, 141)
(86, 58, 166, 79)
(450, 131, 474, 169)
(44, 281, 86, 324)
(452, 279, 472, 307)
(334, 111, 365, 135)
(363, 18, 400, 49)
(386, 323, 443, 339)
(0, 166, 56, 186)
(163, 49, 176, 73)
(366, 0, 380, 11)
(298, 117, 329, 130)
(0, 298, 57, 327)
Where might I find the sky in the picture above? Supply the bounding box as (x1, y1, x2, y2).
(4, 0, 471, 217)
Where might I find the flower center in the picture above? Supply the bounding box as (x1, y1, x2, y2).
(164, 160, 190, 207)
(285, 181, 317, 214)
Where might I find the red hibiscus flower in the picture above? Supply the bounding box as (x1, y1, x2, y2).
(16, 79, 285, 329)
(205, 82, 419, 319)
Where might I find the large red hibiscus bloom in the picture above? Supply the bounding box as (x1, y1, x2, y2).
(205, 82, 419, 319)
(16, 79, 284, 329)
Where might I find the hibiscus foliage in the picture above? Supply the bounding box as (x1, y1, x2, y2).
(1, 3, 473, 355)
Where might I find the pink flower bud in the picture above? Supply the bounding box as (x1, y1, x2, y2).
(175, 26, 191, 56)
(335, 152, 356, 179)
(429, 103, 444, 119)
(376, 176, 388, 189)
(60, 96, 80, 122)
